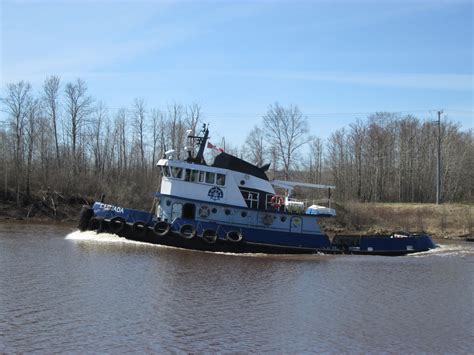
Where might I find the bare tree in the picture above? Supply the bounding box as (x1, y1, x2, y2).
(0, 128, 7, 198)
(262, 103, 309, 180)
(114, 109, 128, 174)
(244, 125, 266, 167)
(64, 78, 92, 172)
(308, 136, 323, 184)
(168, 103, 185, 159)
(90, 102, 108, 174)
(25, 99, 41, 198)
(185, 103, 201, 135)
(43, 75, 61, 167)
(1, 81, 32, 205)
(133, 98, 146, 170)
(150, 108, 167, 168)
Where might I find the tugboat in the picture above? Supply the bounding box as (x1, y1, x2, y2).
(78, 125, 436, 255)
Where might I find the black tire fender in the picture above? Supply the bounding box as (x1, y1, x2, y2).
(153, 221, 170, 236)
(78, 205, 94, 231)
(109, 216, 126, 234)
(88, 217, 103, 232)
(132, 221, 148, 238)
(180, 224, 196, 239)
(202, 229, 218, 244)
(226, 230, 243, 242)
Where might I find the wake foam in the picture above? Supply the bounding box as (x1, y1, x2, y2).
(65, 230, 155, 247)
(409, 243, 474, 258)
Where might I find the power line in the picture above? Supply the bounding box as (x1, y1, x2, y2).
(92, 107, 470, 117)
(204, 109, 441, 116)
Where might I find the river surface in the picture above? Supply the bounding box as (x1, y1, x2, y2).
(0, 223, 472, 353)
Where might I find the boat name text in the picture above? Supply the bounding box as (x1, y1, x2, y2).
(98, 203, 124, 214)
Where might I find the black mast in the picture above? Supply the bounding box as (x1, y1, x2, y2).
(187, 124, 209, 164)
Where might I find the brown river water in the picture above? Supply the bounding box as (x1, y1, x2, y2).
(0, 223, 472, 353)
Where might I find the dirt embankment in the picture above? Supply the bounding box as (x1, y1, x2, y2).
(321, 202, 473, 240)
(0, 189, 92, 224)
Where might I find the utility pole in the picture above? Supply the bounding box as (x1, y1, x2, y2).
(436, 110, 443, 205)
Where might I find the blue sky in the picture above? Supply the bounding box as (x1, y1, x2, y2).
(1, 0, 472, 145)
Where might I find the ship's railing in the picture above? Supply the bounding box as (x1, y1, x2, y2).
(286, 197, 332, 209)
(265, 194, 334, 215)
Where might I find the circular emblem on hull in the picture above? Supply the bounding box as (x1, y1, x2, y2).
(208, 186, 224, 201)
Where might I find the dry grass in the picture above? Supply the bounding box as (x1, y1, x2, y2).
(321, 202, 473, 239)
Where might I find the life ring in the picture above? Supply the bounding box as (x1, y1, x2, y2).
(88, 217, 103, 231)
(270, 195, 284, 209)
(132, 221, 148, 238)
(199, 205, 210, 218)
(180, 224, 196, 239)
(263, 214, 273, 226)
(226, 230, 243, 243)
(78, 205, 94, 231)
(109, 216, 126, 234)
(202, 229, 217, 244)
(153, 221, 170, 236)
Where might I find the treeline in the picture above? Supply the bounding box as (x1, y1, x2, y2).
(325, 114, 473, 203)
(0, 77, 472, 212)
(1, 77, 201, 209)
(240, 106, 473, 204)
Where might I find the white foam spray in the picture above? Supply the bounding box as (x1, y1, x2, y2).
(409, 243, 474, 258)
(65, 230, 155, 246)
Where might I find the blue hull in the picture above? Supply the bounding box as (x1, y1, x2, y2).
(77, 203, 437, 256)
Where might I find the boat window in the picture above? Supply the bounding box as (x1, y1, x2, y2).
(191, 170, 199, 182)
(171, 167, 183, 179)
(216, 173, 226, 186)
(184, 169, 191, 181)
(265, 194, 274, 209)
(241, 190, 259, 209)
(205, 172, 216, 184)
(198, 171, 206, 183)
(162, 166, 171, 177)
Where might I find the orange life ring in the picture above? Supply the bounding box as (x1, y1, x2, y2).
(270, 195, 284, 209)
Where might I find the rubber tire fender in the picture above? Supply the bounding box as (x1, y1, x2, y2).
(226, 230, 243, 243)
(88, 217, 103, 232)
(202, 229, 218, 244)
(180, 224, 196, 239)
(78, 205, 94, 231)
(153, 221, 170, 236)
(132, 221, 148, 238)
(109, 216, 126, 234)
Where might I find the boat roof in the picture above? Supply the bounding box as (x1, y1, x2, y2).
(211, 153, 269, 181)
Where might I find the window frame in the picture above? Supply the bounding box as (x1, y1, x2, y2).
(216, 173, 226, 186)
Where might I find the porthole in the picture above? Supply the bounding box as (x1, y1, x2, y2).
(211, 208, 217, 214)
(166, 200, 171, 206)
(280, 216, 287, 222)
(240, 180, 245, 185)
(241, 211, 247, 217)
(225, 209, 231, 215)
